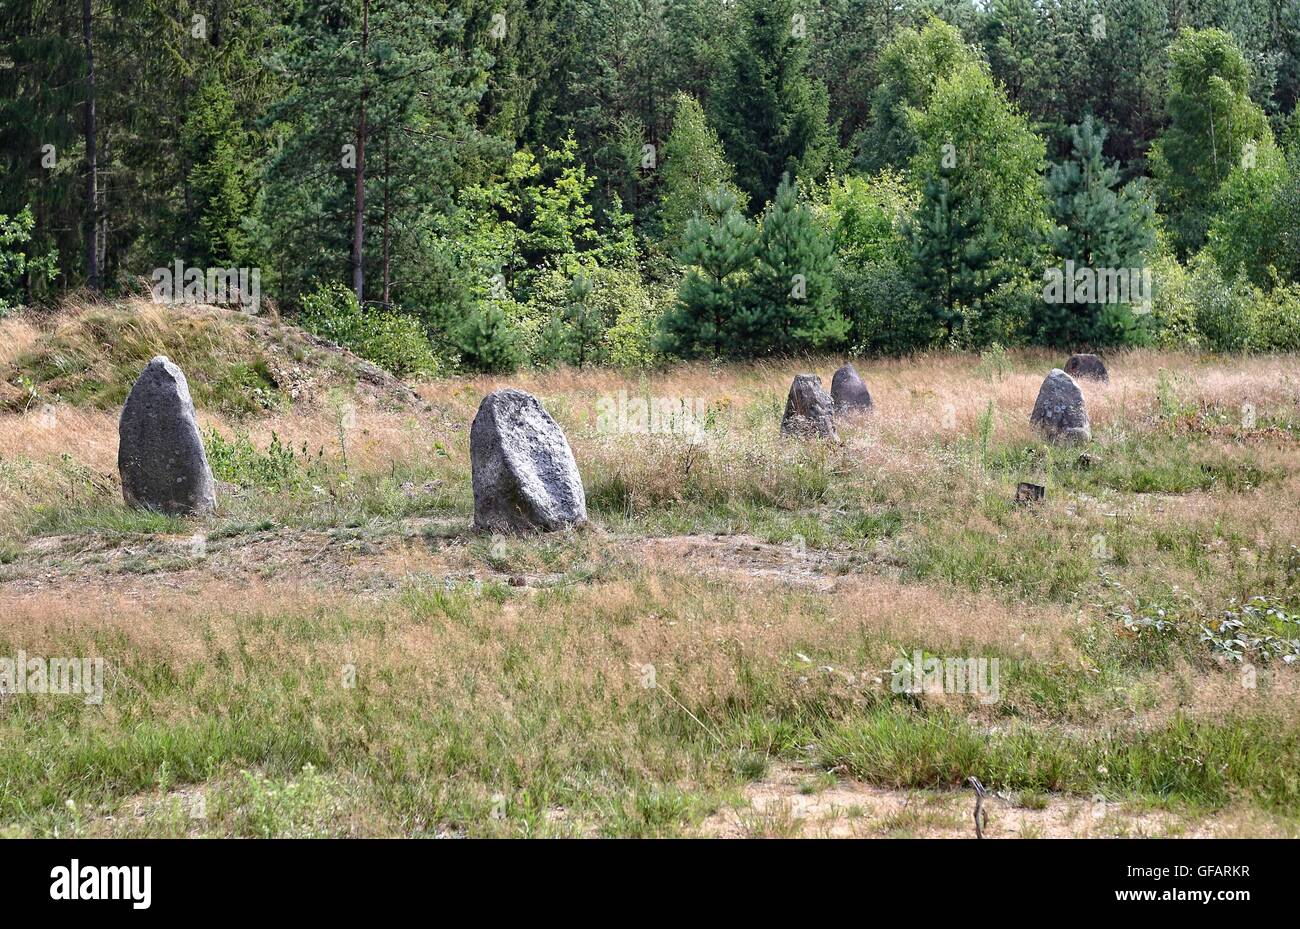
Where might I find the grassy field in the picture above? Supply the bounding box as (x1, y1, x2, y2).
(2, 303, 1299, 837)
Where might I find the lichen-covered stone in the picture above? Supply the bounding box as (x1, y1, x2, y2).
(471, 388, 587, 532)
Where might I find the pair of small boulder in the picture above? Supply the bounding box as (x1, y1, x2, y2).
(780, 363, 873, 441)
(1030, 353, 1106, 444)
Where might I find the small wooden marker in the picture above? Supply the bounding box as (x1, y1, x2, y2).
(1015, 482, 1046, 504)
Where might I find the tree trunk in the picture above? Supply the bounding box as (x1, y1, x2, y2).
(82, 0, 100, 292)
(382, 130, 391, 308)
(352, 100, 366, 300)
(351, 0, 370, 302)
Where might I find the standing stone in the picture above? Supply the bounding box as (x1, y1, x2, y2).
(118, 356, 217, 515)
(1063, 353, 1108, 382)
(471, 388, 587, 533)
(1030, 368, 1091, 444)
(780, 374, 837, 440)
(830, 363, 873, 413)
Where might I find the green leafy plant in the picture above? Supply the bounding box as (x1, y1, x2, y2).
(298, 282, 438, 377)
(205, 428, 321, 490)
(0, 206, 58, 314)
(1201, 597, 1300, 664)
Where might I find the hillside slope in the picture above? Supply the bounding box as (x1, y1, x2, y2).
(1, 300, 419, 417)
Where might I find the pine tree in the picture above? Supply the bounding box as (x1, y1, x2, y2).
(659, 185, 758, 359)
(561, 271, 600, 367)
(1038, 116, 1156, 347)
(456, 300, 521, 373)
(263, 0, 489, 305)
(181, 79, 253, 268)
(741, 175, 844, 355)
(709, 0, 833, 211)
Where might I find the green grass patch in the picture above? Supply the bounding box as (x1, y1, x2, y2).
(816, 707, 1300, 810)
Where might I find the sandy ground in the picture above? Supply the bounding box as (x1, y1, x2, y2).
(697, 764, 1296, 838)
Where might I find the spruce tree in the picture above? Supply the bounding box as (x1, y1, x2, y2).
(1038, 116, 1156, 347)
(709, 0, 833, 211)
(181, 79, 254, 268)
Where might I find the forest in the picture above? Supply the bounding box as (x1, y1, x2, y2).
(3, 0, 1300, 373)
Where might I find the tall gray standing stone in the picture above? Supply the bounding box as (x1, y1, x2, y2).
(118, 356, 217, 515)
(471, 388, 587, 533)
(780, 374, 838, 440)
(831, 363, 873, 413)
(1064, 353, 1108, 383)
(1030, 368, 1091, 444)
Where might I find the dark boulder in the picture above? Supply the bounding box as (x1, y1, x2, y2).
(831, 363, 873, 413)
(1064, 353, 1108, 383)
(117, 356, 217, 516)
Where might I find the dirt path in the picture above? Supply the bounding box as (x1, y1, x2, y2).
(0, 521, 860, 601)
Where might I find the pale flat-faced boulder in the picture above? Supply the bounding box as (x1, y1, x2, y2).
(831, 363, 873, 413)
(471, 388, 587, 533)
(118, 356, 217, 515)
(780, 374, 837, 440)
(1064, 353, 1108, 383)
(1030, 368, 1091, 444)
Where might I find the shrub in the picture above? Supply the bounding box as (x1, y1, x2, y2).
(205, 428, 321, 490)
(515, 265, 669, 369)
(298, 282, 438, 377)
(971, 277, 1041, 350)
(1252, 282, 1300, 352)
(835, 257, 933, 356)
(1188, 255, 1255, 353)
(825, 171, 934, 354)
(0, 206, 58, 314)
(1148, 247, 1200, 350)
(602, 273, 672, 368)
(1206, 140, 1296, 288)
